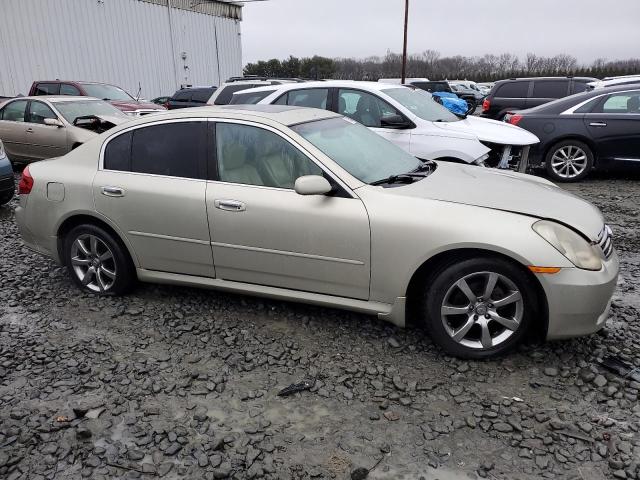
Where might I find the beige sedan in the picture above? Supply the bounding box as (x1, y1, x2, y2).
(0, 96, 128, 162)
(15, 106, 618, 358)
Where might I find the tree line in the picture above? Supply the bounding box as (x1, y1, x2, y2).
(244, 51, 640, 82)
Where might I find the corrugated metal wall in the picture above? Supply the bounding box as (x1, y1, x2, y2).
(0, 0, 242, 98)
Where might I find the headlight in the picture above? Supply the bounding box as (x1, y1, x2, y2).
(533, 220, 602, 271)
(0, 139, 5, 157)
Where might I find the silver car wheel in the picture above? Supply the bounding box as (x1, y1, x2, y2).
(440, 271, 523, 350)
(70, 234, 116, 293)
(550, 145, 588, 179)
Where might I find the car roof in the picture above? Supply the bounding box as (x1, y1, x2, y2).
(521, 83, 640, 114)
(117, 104, 341, 128)
(229, 80, 407, 96)
(495, 76, 597, 83)
(6, 96, 102, 103)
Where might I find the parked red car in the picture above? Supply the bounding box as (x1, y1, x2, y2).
(29, 81, 165, 116)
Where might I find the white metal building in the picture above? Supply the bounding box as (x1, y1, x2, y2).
(0, 0, 243, 98)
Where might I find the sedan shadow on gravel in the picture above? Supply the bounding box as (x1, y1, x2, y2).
(1, 174, 640, 480)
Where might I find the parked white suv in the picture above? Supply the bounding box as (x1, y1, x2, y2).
(229, 81, 539, 169)
(208, 78, 300, 106)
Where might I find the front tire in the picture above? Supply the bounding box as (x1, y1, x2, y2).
(419, 257, 538, 359)
(63, 224, 135, 295)
(0, 192, 13, 206)
(545, 140, 594, 182)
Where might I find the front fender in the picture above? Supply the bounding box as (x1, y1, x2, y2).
(410, 133, 490, 164)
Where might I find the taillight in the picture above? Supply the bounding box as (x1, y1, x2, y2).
(18, 166, 34, 195)
(482, 98, 490, 112)
(164, 101, 170, 109)
(509, 114, 523, 126)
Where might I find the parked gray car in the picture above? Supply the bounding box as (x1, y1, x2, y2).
(15, 105, 618, 358)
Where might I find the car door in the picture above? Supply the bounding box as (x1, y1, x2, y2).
(93, 119, 214, 277)
(0, 99, 29, 160)
(584, 89, 640, 162)
(206, 120, 371, 300)
(23, 100, 69, 160)
(336, 88, 412, 152)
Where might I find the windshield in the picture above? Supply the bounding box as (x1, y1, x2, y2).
(54, 100, 126, 124)
(291, 117, 421, 184)
(82, 84, 134, 101)
(382, 88, 459, 122)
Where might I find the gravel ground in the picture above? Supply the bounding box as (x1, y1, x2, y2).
(1, 170, 639, 480)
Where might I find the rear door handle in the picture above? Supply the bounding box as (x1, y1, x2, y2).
(214, 199, 246, 212)
(589, 122, 607, 127)
(101, 186, 125, 197)
(25, 128, 34, 134)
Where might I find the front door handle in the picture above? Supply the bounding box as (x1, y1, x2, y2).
(589, 122, 607, 127)
(101, 186, 125, 197)
(214, 199, 246, 212)
(25, 127, 34, 134)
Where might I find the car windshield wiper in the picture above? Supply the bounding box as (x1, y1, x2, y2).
(369, 174, 417, 186)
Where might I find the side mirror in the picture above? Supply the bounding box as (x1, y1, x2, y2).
(44, 118, 64, 128)
(294, 175, 332, 196)
(380, 114, 410, 128)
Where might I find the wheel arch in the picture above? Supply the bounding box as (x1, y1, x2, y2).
(405, 247, 549, 339)
(56, 213, 140, 268)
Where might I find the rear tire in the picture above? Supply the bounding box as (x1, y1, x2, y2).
(63, 224, 135, 295)
(418, 257, 538, 359)
(545, 140, 594, 182)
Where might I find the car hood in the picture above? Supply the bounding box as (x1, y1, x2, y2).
(434, 115, 539, 146)
(391, 161, 604, 239)
(109, 100, 165, 111)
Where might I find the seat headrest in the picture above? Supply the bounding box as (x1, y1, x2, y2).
(222, 144, 248, 170)
(627, 96, 640, 113)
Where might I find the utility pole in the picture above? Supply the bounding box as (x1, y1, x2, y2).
(401, 0, 409, 83)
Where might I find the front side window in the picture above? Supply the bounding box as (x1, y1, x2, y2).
(382, 87, 459, 122)
(60, 84, 81, 96)
(28, 101, 58, 124)
(532, 81, 568, 99)
(105, 122, 207, 178)
(191, 89, 215, 103)
(0, 100, 28, 122)
(34, 83, 59, 95)
(597, 92, 640, 114)
(216, 123, 322, 189)
(81, 84, 133, 101)
(338, 89, 405, 127)
(285, 89, 329, 109)
(292, 117, 421, 184)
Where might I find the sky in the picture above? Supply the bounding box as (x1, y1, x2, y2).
(240, 0, 640, 66)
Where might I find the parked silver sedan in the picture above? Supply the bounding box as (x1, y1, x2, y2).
(0, 96, 128, 162)
(15, 105, 618, 358)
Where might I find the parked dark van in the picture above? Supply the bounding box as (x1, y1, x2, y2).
(481, 77, 597, 120)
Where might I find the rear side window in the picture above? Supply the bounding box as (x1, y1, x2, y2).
(191, 88, 215, 103)
(532, 80, 568, 98)
(172, 90, 192, 101)
(104, 123, 207, 178)
(0, 100, 28, 122)
(495, 82, 529, 98)
(60, 84, 81, 95)
(34, 83, 60, 95)
(130, 122, 207, 178)
(214, 84, 263, 105)
(571, 81, 589, 94)
(104, 131, 132, 171)
(285, 89, 329, 109)
(230, 90, 275, 105)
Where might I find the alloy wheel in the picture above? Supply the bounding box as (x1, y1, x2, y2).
(440, 271, 524, 350)
(550, 145, 588, 179)
(70, 234, 117, 293)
